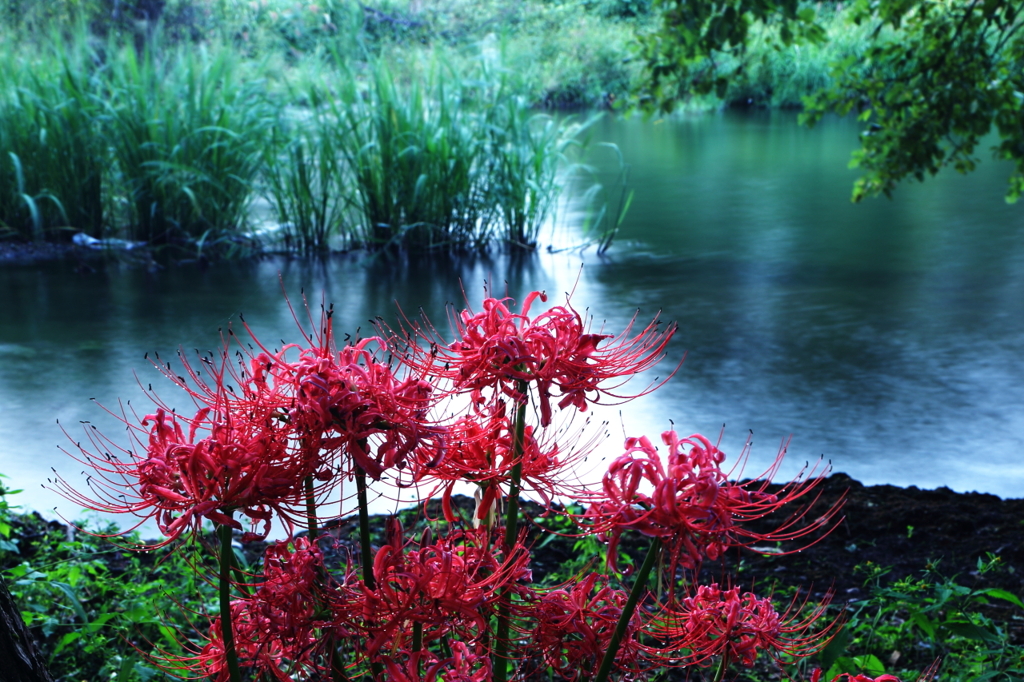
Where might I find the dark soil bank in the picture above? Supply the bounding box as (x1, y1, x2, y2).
(735, 473, 1024, 598)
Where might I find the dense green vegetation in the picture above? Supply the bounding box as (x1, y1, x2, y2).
(0, 0, 639, 255)
(0, 0, 891, 256)
(5, 0, 1019, 251)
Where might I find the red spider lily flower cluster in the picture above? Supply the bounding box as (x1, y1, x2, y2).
(384, 641, 493, 682)
(56, 401, 305, 544)
(198, 538, 354, 682)
(362, 520, 532, 656)
(54, 289, 928, 682)
(584, 430, 841, 577)
(525, 573, 648, 681)
(411, 401, 576, 523)
(55, 309, 443, 543)
(393, 291, 677, 426)
(651, 584, 837, 669)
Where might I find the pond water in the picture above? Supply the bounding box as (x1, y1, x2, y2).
(2, 109, 1023, 532)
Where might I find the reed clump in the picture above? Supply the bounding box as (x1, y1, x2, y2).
(0, 8, 626, 256)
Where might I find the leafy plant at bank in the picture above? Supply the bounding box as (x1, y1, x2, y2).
(485, 94, 592, 248)
(262, 108, 352, 254)
(815, 558, 1024, 681)
(0, 478, 217, 682)
(637, 0, 1024, 203)
(314, 59, 596, 251)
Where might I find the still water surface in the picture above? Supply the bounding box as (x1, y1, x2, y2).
(2, 110, 1023, 530)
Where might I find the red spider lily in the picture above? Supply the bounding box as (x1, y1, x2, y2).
(391, 291, 677, 426)
(55, 402, 312, 543)
(524, 573, 648, 681)
(160, 312, 442, 482)
(652, 583, 835, 669)
(363, 521, 531, 651)
(409, 400, 597, 523)
(276, 334, 440, 480)
(195, 538, 360, 682)
(54, 305, 446, 543)
(383, 642, 492, 682)
(584, 430, 841, 576)
(360, 520, 532, 657)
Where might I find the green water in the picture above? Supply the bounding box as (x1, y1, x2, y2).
(1, 110, 1021, 530)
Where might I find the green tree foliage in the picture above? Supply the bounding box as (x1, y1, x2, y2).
(638, 0, 1024, 202)
(634, 0, 825, 104)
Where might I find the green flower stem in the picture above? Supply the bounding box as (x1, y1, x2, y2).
(501, 382, 529, 550)
(713, 651, 731, 682)
(218, 520, 243, 682)
(354, 464, 384, 680)
(305, 474, 320, 541)
(330, 646, 350, 682)
(305, 475, 348, 680)
(412, 621, 423, 653)
(413, 621, 424, 677)
(493, 382, 529, 682)
(354, 466, 374, 590)
(593, 537, 663, 682)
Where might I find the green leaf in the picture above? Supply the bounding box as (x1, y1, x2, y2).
(910, 611, 937, 639)
(852, 654, 886, 676)
(158, 624, 179, 650)
(943, 619, 1000, 642)
(978, 588, 1024, 610)
(134, 662, 160, 681)
(819, 625, 851, 673)
(52, 631, 81, 656)
(83, 611, 116, 633)
(827, 657, 860, 678)
(50, 581, 89, 625)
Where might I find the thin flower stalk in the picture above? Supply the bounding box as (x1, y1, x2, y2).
(493, 379, 528, 682)
(218, 519, 242, 682)
(592, 537, 662, 682)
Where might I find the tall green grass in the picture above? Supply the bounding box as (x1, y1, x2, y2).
(327, 62, 485, 250)
(0, 39, 105, 240)
(262, 103, 352, 253)
(103, 44, 274, 245)
(485, 95, 593, 247)
(0, 26, 276, 251)
(297, 59, 593, 251)
(0, 13, 628, 255)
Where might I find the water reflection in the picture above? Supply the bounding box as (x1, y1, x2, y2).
(2, 111, 1023, 535)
